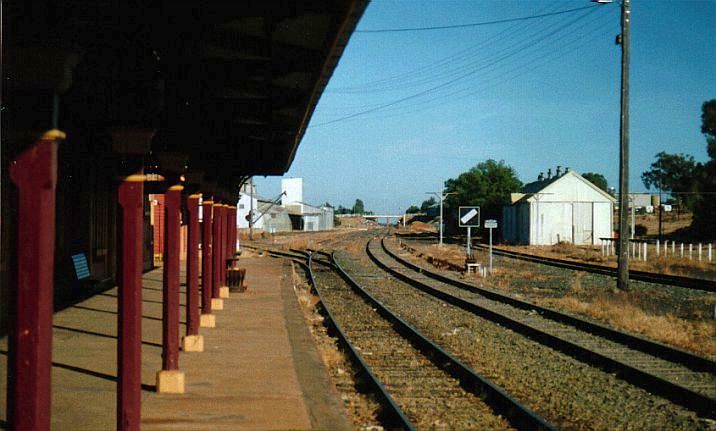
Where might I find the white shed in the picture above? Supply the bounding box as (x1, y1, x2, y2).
(502, 170, 616, 245)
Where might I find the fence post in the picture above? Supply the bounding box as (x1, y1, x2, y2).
(643, 242, 647, 261)
(680, 243, 684, 258)
(689, 243, 693, 260)
(656, 239, 660, 257)
(698, 243, 702, 261)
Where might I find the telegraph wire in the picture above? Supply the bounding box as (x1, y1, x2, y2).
(355, 4, 601, 33)
(342, 10, 617, 117)
(344, 16, 619, 122)
(330, 2, 561, 93)
(322, 5, 611, 107)
(334, 4, 598, 95)
(311, 6, 604, 128)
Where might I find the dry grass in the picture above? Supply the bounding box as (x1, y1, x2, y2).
(539, 294, 716, 358)
(632, 212, 693, 238)
(569, 271, 585, 293)
(403, 239, 716, 358)
(502, 242, 716, 280)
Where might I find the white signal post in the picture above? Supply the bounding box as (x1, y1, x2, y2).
(458, 206, 481, 258)
(484, 219, 498, 273)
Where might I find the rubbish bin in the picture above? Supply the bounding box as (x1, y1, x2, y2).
(226, 258, 246, 292)
(227, 268, 242, 292)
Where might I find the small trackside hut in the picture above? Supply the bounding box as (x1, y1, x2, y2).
(503, 168, 616, 245)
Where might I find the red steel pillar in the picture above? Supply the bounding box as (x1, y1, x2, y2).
(200, 200, 215, 326)
(220, 205, 229, 294)
(8, 132, 62, 431)
(228, 206, 237, 256)
(211, 203, 223, 301)
(181, 194, 203, 351)
(185, 194, 200, 335)
(156, 184, 184, 393)
(116, 174, 145, 431)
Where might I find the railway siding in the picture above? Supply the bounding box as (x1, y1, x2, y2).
(376, 239, 716, 410)
(330, 235, 712, 430)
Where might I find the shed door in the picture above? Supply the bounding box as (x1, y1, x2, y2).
(573, 202, 593, 244)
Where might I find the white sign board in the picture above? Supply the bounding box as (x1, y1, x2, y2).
(458, 206, 481, 227)
(484, 219, 498, 229)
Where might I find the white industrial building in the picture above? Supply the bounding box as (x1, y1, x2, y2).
(236, 183, 291, 233)
(281, 178, 334, 231)
(502, 169, 616, 245)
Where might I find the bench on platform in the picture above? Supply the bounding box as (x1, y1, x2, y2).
(71, 253, 98, 288)
(56, 252, 112, 306)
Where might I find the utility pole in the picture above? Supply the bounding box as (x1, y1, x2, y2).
(617, 0, 631, 290)
(249, 177, 254, 240)
(427, 186, 457, 247)
(439, 193, 444, 246)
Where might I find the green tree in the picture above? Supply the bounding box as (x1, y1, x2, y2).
(693, 99, 716, 238)
(443, 160, 522, 232)
(352, 199, 365, 215)
(641, 152, 698, 211)
(406, 205, 420, 214)
(420, 196, 437, 212)
(581, 172, 609, 193)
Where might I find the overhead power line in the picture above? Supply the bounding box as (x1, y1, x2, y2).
(330, 2, 560, 94)
(311, 6, 604, 128)
(355, 4, 602, 33)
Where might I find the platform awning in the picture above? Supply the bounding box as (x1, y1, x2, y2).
(3, 0, 368, 198)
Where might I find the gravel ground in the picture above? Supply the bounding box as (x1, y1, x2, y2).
(312, 259, 514, 430)
(400, 237, 716, 359)
(374, 239, 716, 400)
(289, 262, 386, 430)
(334, 238, 716, 431)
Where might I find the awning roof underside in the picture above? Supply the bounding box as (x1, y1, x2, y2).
(3, 1, 367, 193)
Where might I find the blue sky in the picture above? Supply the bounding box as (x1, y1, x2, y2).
(255, 0, 716, 215)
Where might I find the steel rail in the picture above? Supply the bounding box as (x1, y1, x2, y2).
(331, 249, 557, 430)
(389, 238, 715, 372)
(398, 235, 716, 292)
(304, 253, 417, 431)
(471, 242, 716, 293)
(376, 237, 716, 417)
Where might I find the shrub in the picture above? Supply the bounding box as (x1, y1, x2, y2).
(635, 224, 648, 236)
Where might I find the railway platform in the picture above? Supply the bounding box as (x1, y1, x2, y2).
(0, 256, 351, 430)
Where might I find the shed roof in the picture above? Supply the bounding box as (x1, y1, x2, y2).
(512, 171, 617, 204)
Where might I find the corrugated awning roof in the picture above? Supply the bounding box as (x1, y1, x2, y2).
(3, 0, 368, 200)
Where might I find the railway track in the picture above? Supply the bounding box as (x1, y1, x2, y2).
(306, 250, 555, 430)
(401, 234, 716, 292)
(245, 237, 714, 428)
(369, 236, 716, 417)
(251, 243, 555, 429)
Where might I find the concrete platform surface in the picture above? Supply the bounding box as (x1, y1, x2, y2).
(0, 256, 350, 430)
